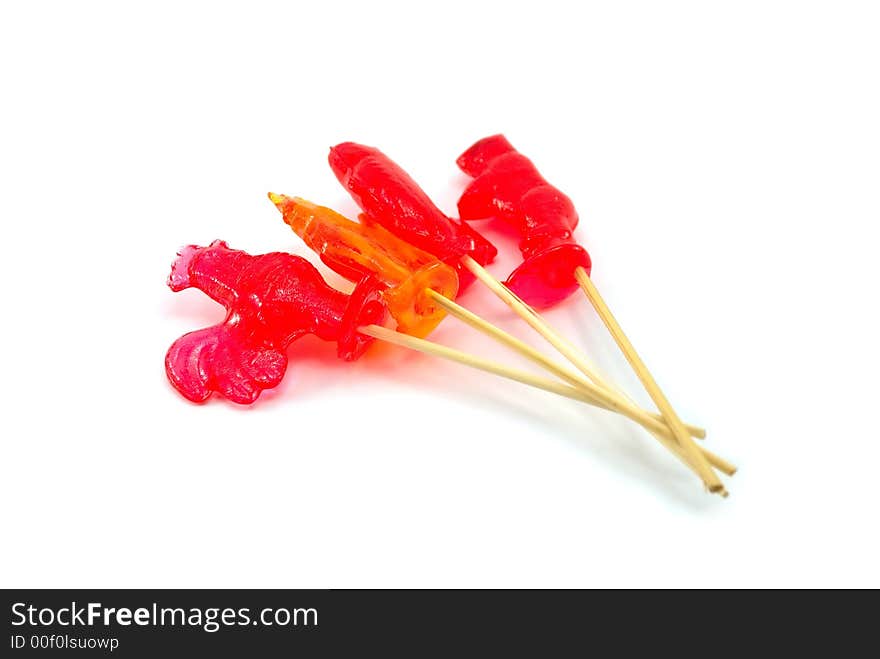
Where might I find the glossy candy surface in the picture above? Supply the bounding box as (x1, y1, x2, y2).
(269, 193, 459, 338)
(457, 134, 591, 308)
(328, 141, 497, 290)
(165, 240, 385, 404)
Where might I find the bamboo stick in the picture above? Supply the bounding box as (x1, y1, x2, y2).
(460, 256, 726, 496)
(426, 289, 707, 440)
(573, 266, 725, 492)
(358, 324, 734, 479)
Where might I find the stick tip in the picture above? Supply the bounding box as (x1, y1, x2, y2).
(709, 484, 729, 498)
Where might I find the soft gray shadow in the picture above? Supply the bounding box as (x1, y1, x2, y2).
(360, 353, 718, 512)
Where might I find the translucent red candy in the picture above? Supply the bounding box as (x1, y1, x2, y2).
(457, 134, 592, 308)
(165, 240, 386, 404)
(328, 141, 497, 291)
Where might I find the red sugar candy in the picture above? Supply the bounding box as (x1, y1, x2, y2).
(165, 240, 385, 404)
(457, 134, 591, 308)
(328, 141, 498, 291)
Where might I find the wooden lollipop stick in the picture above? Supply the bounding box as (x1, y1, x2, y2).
(425, 289, 707, 440)
(572, 266, 726, 493)
(424, 291, 734, 479)
(460, 256, 726, 496)
(358, 324, 734, 479)
(460, 256, 635, 404)
(459, 255, 670, 419)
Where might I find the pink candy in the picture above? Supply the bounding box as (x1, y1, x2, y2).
(165, 240, 386, 404)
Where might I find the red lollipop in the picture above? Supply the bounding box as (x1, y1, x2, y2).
(328, 141, 497, 291)
(165, 240, 385, 404)
(456, 134, 725, 495)
(456, 134, 591, 308)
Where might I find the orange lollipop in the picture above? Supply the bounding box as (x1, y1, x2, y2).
(269, 193, 458, 338)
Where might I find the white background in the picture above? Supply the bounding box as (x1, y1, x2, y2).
(2, 1, 878, 588)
